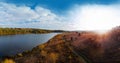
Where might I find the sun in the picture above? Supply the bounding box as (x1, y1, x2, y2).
(70, 5, 120, 34)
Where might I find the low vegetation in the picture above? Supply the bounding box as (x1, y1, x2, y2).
(1, 59, 15, 63)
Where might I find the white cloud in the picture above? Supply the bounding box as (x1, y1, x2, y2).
(0, 2, 120, 31)
(0, 2, 72, 30)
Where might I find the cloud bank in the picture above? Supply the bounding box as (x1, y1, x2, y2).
(0, 2, 72, 30)
(0, 2, 120, 30)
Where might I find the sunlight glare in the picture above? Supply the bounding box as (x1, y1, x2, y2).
(70, 5, 120, 33)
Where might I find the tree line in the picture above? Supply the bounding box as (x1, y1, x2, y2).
(0, 28, 52, 35)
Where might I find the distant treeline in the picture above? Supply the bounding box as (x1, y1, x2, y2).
(0, 28, 52, 35)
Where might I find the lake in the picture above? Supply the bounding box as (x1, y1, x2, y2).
(0, 33, 58, 56)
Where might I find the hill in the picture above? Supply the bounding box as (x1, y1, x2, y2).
(0, 27, 120, 63)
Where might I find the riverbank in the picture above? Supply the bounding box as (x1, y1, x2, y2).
(0, 32, 87, 63)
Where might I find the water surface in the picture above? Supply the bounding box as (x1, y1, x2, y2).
(0, 33, 58, 56)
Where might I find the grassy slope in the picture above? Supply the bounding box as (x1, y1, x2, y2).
(13, 33, 87, 63)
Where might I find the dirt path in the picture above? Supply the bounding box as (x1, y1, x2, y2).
(62, 32, 92, 63)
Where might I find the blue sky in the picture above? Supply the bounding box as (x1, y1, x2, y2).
(0, 0, 120, 30)
(1, 0, 118, 13)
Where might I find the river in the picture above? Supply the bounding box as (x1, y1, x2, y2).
(0, 33, 58, 56)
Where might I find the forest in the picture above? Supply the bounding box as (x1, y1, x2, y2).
(0, 28, 52, 35)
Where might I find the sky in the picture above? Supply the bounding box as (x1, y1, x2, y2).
(0, 0, 120, 30)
